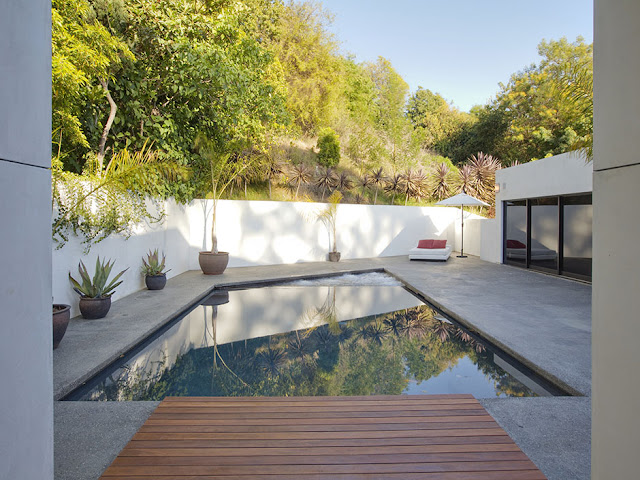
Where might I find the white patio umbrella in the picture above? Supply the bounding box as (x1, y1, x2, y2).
(436, 193, 489, 258)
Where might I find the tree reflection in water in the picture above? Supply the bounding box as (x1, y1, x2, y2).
(85, 304, 537, 401)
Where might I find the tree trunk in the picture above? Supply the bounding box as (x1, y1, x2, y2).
(268, 179, 272, 199)
(97, 78, 117, 172)
(211, 199, 218, 253)
(374, 186, 379, 205)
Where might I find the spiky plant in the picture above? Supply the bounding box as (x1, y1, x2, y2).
(400, 168, 426, 205)
(69, 257, 128, 298)
(141, 249, 169, 276)
(314, 167, 337, 201)
(431, 162, 451, 200)
(358, 174, 372, 196)
(370, 167, 386, 205)
(263, 157, 285, 199)
(457, 164, 475, 196)
(384, 173, 403, 204)
(467, 152, 501, 204)
(288, 163, 313, 199)
(335, 172, 353, 194)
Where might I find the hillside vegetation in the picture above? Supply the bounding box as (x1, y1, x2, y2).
(52, 0, 593, 245)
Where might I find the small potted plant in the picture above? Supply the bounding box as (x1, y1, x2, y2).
(142, 249, 170, 290)
(317, 190, 343, 262)
(69, 257, 128, 319)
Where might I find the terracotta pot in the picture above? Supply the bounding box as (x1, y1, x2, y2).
(79, 296, 111, 319)
(53, 304, 71, 349)
(145, 273, 167, 290)
(199, 251, 229, 275)
(328, 251, 341, 262)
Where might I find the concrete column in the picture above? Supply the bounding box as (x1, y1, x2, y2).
(0, 1, 53, 479)
(592, 0, 640, 478)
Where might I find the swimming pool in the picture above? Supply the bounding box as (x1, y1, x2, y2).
(65, 274, 566, 400)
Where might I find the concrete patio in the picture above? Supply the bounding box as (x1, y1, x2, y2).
(54, 255, 591, 480)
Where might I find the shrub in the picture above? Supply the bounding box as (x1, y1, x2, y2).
(316, 129, 341, 167)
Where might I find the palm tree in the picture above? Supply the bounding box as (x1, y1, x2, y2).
(335, 171, 353, 194)
(384, 173, 402, 204)
(288, 163, 312, 200)
(315, 167, 337, 201)
(263, 156, 285, 199)
(370, 167, 386, 205)
(358, 173, 372, 197)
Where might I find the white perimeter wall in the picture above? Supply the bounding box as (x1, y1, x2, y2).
(480, 152, 593, 264)
(53, 199, 485, 316)
(592, 0, 640, 477)
(0, 1, 53, 479)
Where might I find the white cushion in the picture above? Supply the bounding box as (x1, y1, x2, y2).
(409, 244, 452, 261)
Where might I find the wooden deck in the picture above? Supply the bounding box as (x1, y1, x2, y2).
(99, 394, 547, 479)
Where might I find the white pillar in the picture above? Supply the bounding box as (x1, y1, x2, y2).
(592, 0, 640, 478)
(0, 1, 53, 479)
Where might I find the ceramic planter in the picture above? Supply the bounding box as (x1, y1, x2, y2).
(79, 296, 111, 319)
(328, 251, 341, 262)
(199, 251, 229, 275)
(145, 273, 167, 290)
(53, 304, 71, 349)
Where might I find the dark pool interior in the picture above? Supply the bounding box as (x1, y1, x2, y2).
(64, 275, 569, 400)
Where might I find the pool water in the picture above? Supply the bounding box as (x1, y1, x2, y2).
(67, 279, 563, 401)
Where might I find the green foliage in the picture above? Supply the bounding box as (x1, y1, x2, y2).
(440, 37, 593, 164)
(69, 257, 128, 298)
(52, 144, 188, 252)
(316, 128, 341, 167)
(141, 249, 169, 276)
(52, 0, 134, 170)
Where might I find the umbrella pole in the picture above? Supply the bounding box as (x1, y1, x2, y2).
(457, 205, 467, 258)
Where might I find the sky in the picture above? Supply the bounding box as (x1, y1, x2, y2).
(318, 0, 593, 112)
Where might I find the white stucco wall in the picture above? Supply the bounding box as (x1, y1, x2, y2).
(592, 1, 640, 478)
(0, 1, 53, 479)
(53, 199, 485, 316)
(481, 152, 593, 264)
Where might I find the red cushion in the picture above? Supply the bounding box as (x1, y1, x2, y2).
(506, 239, 526, 249)
(432, 240, 447, 249)
(417, 239, 434, 249)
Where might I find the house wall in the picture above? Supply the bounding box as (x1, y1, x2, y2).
(592, 0, 640, 477)
(53, 199, 485, 317)
(0, 1, 53, 479)
(481, 152, 593, 264)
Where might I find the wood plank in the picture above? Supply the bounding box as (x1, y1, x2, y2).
(103, 471, 547, 480)
(161, 394, 476, 402)
(130, 436, 522, 450)
(103, 460, 541, 475)
(99, 395, 546, 479)
(119, 445, 525, 458)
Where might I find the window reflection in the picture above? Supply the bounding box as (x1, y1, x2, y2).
(530, 197, 558, 272)
(563, 194, 592, 279)
(505, 200, 527, 266)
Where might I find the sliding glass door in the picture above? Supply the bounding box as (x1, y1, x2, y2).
(503, 194, 591, 281)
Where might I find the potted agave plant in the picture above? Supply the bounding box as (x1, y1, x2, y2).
(317, 190, 343, 262)
(69, 257, 128, 319)
(142, 249, 170, 290)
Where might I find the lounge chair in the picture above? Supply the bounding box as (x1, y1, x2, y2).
(409, 239, 452, 261)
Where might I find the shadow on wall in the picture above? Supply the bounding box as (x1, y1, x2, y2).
(193, 201, 465, 267)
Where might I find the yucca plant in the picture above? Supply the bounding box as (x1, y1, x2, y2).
(69, 257, 128, 298)
(141, 249, 170, 276)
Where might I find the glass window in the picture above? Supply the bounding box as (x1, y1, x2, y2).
(562, 194, 592, 279)
(530, 197, 559, 272)
(504, 200, 527, 267)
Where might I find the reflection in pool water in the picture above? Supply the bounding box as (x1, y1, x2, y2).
(71, 283, 554, 401)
